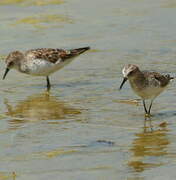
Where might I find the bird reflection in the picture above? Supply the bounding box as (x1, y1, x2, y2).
(144, 117, 153, 133)
(4, 93, 81, 129)
(128, 119, 170, 173)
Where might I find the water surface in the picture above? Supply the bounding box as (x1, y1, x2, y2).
(1, 0, 176, 179)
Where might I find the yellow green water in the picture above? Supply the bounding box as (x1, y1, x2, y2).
(0, 0, 176, 179)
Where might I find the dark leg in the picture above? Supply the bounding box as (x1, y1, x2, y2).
(46, 76, 51, 91)
(148, 99, 154, 115)
(142, 100, 148, 114)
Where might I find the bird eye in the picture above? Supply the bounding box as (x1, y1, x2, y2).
(8, 61, 14, 67)
(128, 71, 134, 76)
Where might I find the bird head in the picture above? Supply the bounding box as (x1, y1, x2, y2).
(119, 64, 139, 90)
(3, 51, 24, 80)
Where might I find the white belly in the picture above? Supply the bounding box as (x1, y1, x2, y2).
(22, 58, 74, 76)
(132, 86, 167, 100)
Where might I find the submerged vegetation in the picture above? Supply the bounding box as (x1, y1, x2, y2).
(13, 14, 74, 29)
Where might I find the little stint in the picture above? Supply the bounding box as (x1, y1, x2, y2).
(119, 64, 173, 116)
(3, 47, 90, 91)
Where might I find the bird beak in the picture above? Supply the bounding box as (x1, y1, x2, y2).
(119, 77, 127, 90)
(3, 68, 10, 80)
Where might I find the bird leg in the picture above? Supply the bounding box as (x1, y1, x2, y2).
(143, 100, 151, 117)
(142, 100, 148, 114)
(46, 76, 51, 91)
(144, 116, 153, 132)
(148, 99, 154, 116)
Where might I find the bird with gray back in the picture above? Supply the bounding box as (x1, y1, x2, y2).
(119, 64, 173, 116)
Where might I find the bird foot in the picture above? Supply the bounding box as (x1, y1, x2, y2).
(45, 89, 50, 96)
(145, 113, 151, 118)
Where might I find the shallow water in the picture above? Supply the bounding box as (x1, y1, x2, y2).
(1, 0, 176, 179)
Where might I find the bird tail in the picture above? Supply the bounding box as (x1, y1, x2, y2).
(58, 46, 90, 62)
(165, 74, 174, 84)
(60, 46, 90, 60)
(166, 74, 174, 80)
(70, 47, 90, 55)
(170, 77, 175, 83)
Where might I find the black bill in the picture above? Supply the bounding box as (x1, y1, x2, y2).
(119, 77, 127, 90)
(3, 68, 10, 80)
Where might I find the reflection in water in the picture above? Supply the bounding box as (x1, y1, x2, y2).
(0, 171, 16, 180)
(13, 14, 74, 29)
(4, 93, 81, 128)
(128, 119, 170, 173)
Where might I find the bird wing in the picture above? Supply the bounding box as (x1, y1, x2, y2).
(145, 71, 172, 87)
(25, 47, 90, 64)
(25, 48, 72, 63)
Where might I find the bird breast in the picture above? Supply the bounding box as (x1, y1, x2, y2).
(129, 80, 167, 99)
